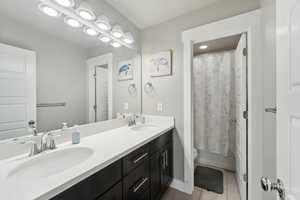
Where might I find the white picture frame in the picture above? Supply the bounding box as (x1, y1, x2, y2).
(148, 50, 172, 77)
(118, 59, 133, 81)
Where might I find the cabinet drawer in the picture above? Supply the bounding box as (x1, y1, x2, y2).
(123, 144, 150, 175)
(150, 131, 172, 155)
(123, 160, 150, 200)
(90, 160, 122, 199)
(96, 182, 122, 200)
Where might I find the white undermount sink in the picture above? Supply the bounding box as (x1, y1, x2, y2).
(130, 124, 158, 132)
(7, 147, 93, 180)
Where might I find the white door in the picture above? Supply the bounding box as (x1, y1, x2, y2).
(95, 65, 108, 121)
(0, 43, 36, 140)
(235, 33, 248, 200)
(268, 0, 300, 199)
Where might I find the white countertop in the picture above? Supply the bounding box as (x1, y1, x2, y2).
(0, 116, 174, 200)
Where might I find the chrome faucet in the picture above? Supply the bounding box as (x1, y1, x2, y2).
(28, 131, 56, 156)
(28, 120, 38, 136)
(127, 115, 137, 127)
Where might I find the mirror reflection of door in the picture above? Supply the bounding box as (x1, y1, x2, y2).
(95, 65, 108, 122)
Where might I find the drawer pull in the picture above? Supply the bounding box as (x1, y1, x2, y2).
(133, 153, 148, 164)
(133, 177, 149, 193)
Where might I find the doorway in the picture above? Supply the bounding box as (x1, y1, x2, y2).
(87, 53, 113, 123)
(94, 64, 109, 122)
(192, 34, 247, 200)
(182, 10, 263, 200)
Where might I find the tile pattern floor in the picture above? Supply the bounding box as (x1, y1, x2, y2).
(161, 166, 241, 200)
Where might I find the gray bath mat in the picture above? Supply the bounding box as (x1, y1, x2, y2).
(194, 166, 224, 194)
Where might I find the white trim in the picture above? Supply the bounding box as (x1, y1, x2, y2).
(182, 10, 263, 200)
(86, 53, 113, 123)
(170, 179, 188, 194)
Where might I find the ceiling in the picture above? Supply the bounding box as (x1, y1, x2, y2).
(193, 34, 241, 56)
(0, 0, 139, 49)
(105, 0, 220, 29)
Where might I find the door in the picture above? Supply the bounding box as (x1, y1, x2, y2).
(234, 33, 248, 200)
(0, 43, 36, 140)
(160, 143, 173, 193)
(95, 65, 109, 122)
(267, 0, 300, 199)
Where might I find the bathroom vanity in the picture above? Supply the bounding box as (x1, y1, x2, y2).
(52, 130, 173, 200)
(0, 116, 174, 200)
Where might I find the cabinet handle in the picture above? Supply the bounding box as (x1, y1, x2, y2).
(161, 152, 165, 169)
(165, 151, 168, 167)
(132, 177, 149, 193)
(133, 153, 148, 164)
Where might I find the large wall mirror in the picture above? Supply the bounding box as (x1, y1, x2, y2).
(0, 0, 141, 140)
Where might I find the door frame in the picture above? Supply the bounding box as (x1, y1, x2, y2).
(86, 53, 113, 123)
(182, 10, 263, 200)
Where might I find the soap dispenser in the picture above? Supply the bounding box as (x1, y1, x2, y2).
(72, 125, 80, 144)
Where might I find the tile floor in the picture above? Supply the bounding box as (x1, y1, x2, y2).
(161, 165, 241, 200)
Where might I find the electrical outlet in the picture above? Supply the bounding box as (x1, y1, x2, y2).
(124, 102, 129, 110)
(157, 103, 163, 112)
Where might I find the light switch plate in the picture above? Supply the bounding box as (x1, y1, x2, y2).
(124, 102, 129, 110)
(157, 103, 163, 112)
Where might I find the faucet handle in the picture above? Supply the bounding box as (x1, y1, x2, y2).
(28, 141, 40, 156)
(47, 133, 56, 150)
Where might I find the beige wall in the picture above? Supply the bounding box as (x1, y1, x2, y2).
(141, 0, 260, 181)
(260, 0, 276, 199)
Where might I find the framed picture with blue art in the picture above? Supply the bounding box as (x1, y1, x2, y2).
(148, 50, 172, 77)
(118, 60, 133, 81)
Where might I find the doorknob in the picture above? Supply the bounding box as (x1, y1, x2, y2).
(261, 177, 286, 200)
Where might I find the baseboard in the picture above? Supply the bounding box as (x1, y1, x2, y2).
(170, 178, 190, 194)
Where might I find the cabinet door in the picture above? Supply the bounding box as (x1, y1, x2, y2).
(96, 182, 122, 200)
(123, 160, 150, 200)
(50, 177, 92, 200)
(150, 151, 161, 200)
(161, 143, 173, 193)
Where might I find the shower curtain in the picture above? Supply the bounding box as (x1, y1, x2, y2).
(193, 51, 236, 157)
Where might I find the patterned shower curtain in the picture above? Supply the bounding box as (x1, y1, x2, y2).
(193, 51, 236, 157)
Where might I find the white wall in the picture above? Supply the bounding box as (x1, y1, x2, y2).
(260, 0, 276, 199)
(0, 15, 89, 132)
(141, 0, 260, 181)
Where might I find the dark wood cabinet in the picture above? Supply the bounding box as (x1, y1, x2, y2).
(160, 143, 173, 193)
(96, 182, 122, 200)
(51, 130, 173, 200)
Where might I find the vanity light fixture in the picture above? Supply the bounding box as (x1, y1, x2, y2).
(54, 0, 75, 8)
(199, 45, 208, 50)
(83, 27, 98, 36)
(64, 17, 82, 28)
(123, 32, 134, 44)
(38, 4, 60, 17)
(99, 35, 111, 43)
(96, 16, 111, 31)
(38, 0, 134, 48)
(111, 25, 123, 38)
(76, 2, 96, 21)
(111, 41, 121, 48)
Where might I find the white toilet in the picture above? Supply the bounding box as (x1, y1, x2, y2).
(194, 148, 198, 161)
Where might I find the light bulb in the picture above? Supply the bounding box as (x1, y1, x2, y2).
(111, 42, 121, 48)
(54, 0, 75, 7)
(99, 35, 111, 43)
(84, 28, 98, 36)
(39, 4, 60, 17)
(111, 25, 123, 38)
(199, 45, 208, 49)
(64, 17, 82, 28)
